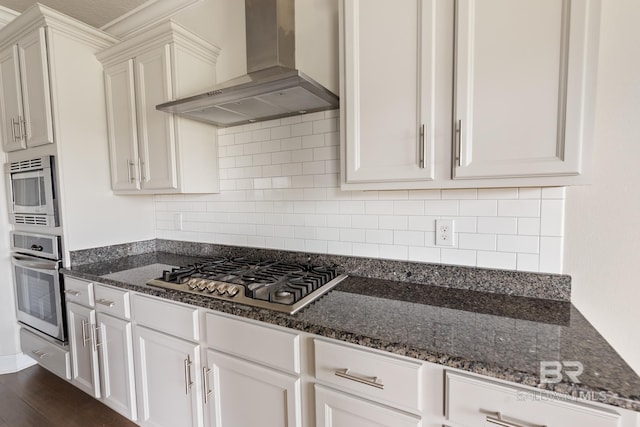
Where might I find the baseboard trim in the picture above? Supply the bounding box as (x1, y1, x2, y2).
(0, 353, 37, 374)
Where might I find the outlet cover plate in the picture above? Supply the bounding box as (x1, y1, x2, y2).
(436, 219, 454, 246)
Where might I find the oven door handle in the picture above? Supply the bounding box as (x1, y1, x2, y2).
(11, 254, 59, 271)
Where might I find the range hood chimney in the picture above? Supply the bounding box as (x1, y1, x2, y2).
(156, 0, 339, 127)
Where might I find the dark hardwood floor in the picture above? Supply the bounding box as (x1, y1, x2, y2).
(0, 365, 137, 427)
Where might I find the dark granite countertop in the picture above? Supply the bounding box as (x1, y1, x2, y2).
(62, 251, 640, 412)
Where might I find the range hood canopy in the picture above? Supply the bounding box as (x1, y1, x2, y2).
(157, 0, 339, 128)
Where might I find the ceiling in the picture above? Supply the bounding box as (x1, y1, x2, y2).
(0, 0, 149, 28)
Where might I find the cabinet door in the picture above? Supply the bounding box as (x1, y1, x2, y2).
(341, 0, 436, 185)
(104, 60, 141, 191)
(17, 27, 54, 148)
(96, 312, 137, 421)
(67, 302, 100, 398)
(453, 0, 598, 179)
(205, 350, 301, 427)
(0, 44, 26, 151)
(315, 385, 421, 427)
(135, 45, 178, 191)
(134, 325, 203, 427)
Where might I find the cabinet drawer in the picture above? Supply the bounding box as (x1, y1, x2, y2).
(64, 276, 94, 307)
(94, 284, 130, 319)
(205, 313, 300, 374)
(133, 294, 199, 341)
(445, 371, 621, 427)
(20, 328, 70, 380)
(314, 339, 423, 411)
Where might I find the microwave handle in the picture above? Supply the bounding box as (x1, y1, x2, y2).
(11, 254, 59, 271)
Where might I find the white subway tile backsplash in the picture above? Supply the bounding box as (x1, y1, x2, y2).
(478, 217, 518, 235)
(366, 229, 393, 244)
(394, 200, 425, 215)
(302, 134, 325, 149)
(477, 251, 517, 270)
(365, 201, 394, 215)
(442, 189, 477, 199)
(408, 246, 441, 263)
(517, 218, 541, 236)
(458, 233, 497, 251)
(478, 188, 519, 199)
(379, 215, 408, 230)
(540, 200, 565, 236)
(352, 243, 379, 258)
(498, 200, 541, 217)
(425, 200, 459, 216)
(441, 249, 476, 267)
(291, 121, 313, 137)
(459, 200, 498, 217)
(155, 117, 566, 274)
(497, 235, 540, 254)
(394, 230, 424, 246)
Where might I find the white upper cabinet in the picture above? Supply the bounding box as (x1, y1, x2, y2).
(341, 0, 436, 186)
(340, 0, 601, 189)
(0, 27, 54, 152)
(454, 0, 599, 180)
(98, 21, 220, 195)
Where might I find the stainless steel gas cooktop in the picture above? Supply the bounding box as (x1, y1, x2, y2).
(146, 256, 347, 314)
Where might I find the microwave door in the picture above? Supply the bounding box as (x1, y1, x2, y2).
(11, 169, 54, 215)
(12, 254, 65, 341)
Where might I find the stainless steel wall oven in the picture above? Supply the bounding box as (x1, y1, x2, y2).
(11, 231, 66, 342)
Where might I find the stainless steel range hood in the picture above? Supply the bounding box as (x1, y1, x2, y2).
(157, 0, 339, 128)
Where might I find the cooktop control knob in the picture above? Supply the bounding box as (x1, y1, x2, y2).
(227, 286, 239, 297)
(216, 283, 229, 295)
(206, 282, 217, 293)
(196, 280, 209, 291)
(187, 278, 199, 290)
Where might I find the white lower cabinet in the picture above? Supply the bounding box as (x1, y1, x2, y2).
(445, 371, 621, 427)
(205, 349, 301, 427)
(67, 301, 100, 398)
(134, 325, 203, 427)
(65, 278, 137, 421)
(315, 385, 422, 427)
(96, 312, 137, 420)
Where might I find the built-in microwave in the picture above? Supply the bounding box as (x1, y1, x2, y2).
(5, 156, 58, 227)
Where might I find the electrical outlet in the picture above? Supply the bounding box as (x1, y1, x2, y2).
(435, 219, 454, 246)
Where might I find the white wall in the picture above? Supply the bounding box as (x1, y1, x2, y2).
(564, 0, 640, 376)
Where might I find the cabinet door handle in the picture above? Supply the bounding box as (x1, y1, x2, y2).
(94, 324, 103, 349)
(127, 159, 135, 183)
(455, 119, 462, 167)
(32, 350, 48, 359)
(419, 124, 426, 169)
(184, 356, 194, 395)
(20, 116, 27, 141)
(138, 157, 146, 182)
(485, 411, 546, 427)
(81, 319, 91, 347)
(202, 367, 213, 404)
(334, 368, 384, 389)
(96, 299, 115, 308)
(64, 289, 81, 297)
(11, 118, 18, 141)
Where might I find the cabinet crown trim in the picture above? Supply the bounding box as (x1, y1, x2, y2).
(96, 20, 220, 67)
(0, 3, 117, 51)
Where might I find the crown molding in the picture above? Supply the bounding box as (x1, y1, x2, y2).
(0, 5, 18, 29)
(101, 0, 202, 38)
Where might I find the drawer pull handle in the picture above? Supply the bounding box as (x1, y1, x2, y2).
(31, 350, 48, 359)
(486, 411, 546, 427)
(96, 299, 115, 308)
(64, 289, 81, 297)
(334, 368, 384, 390)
